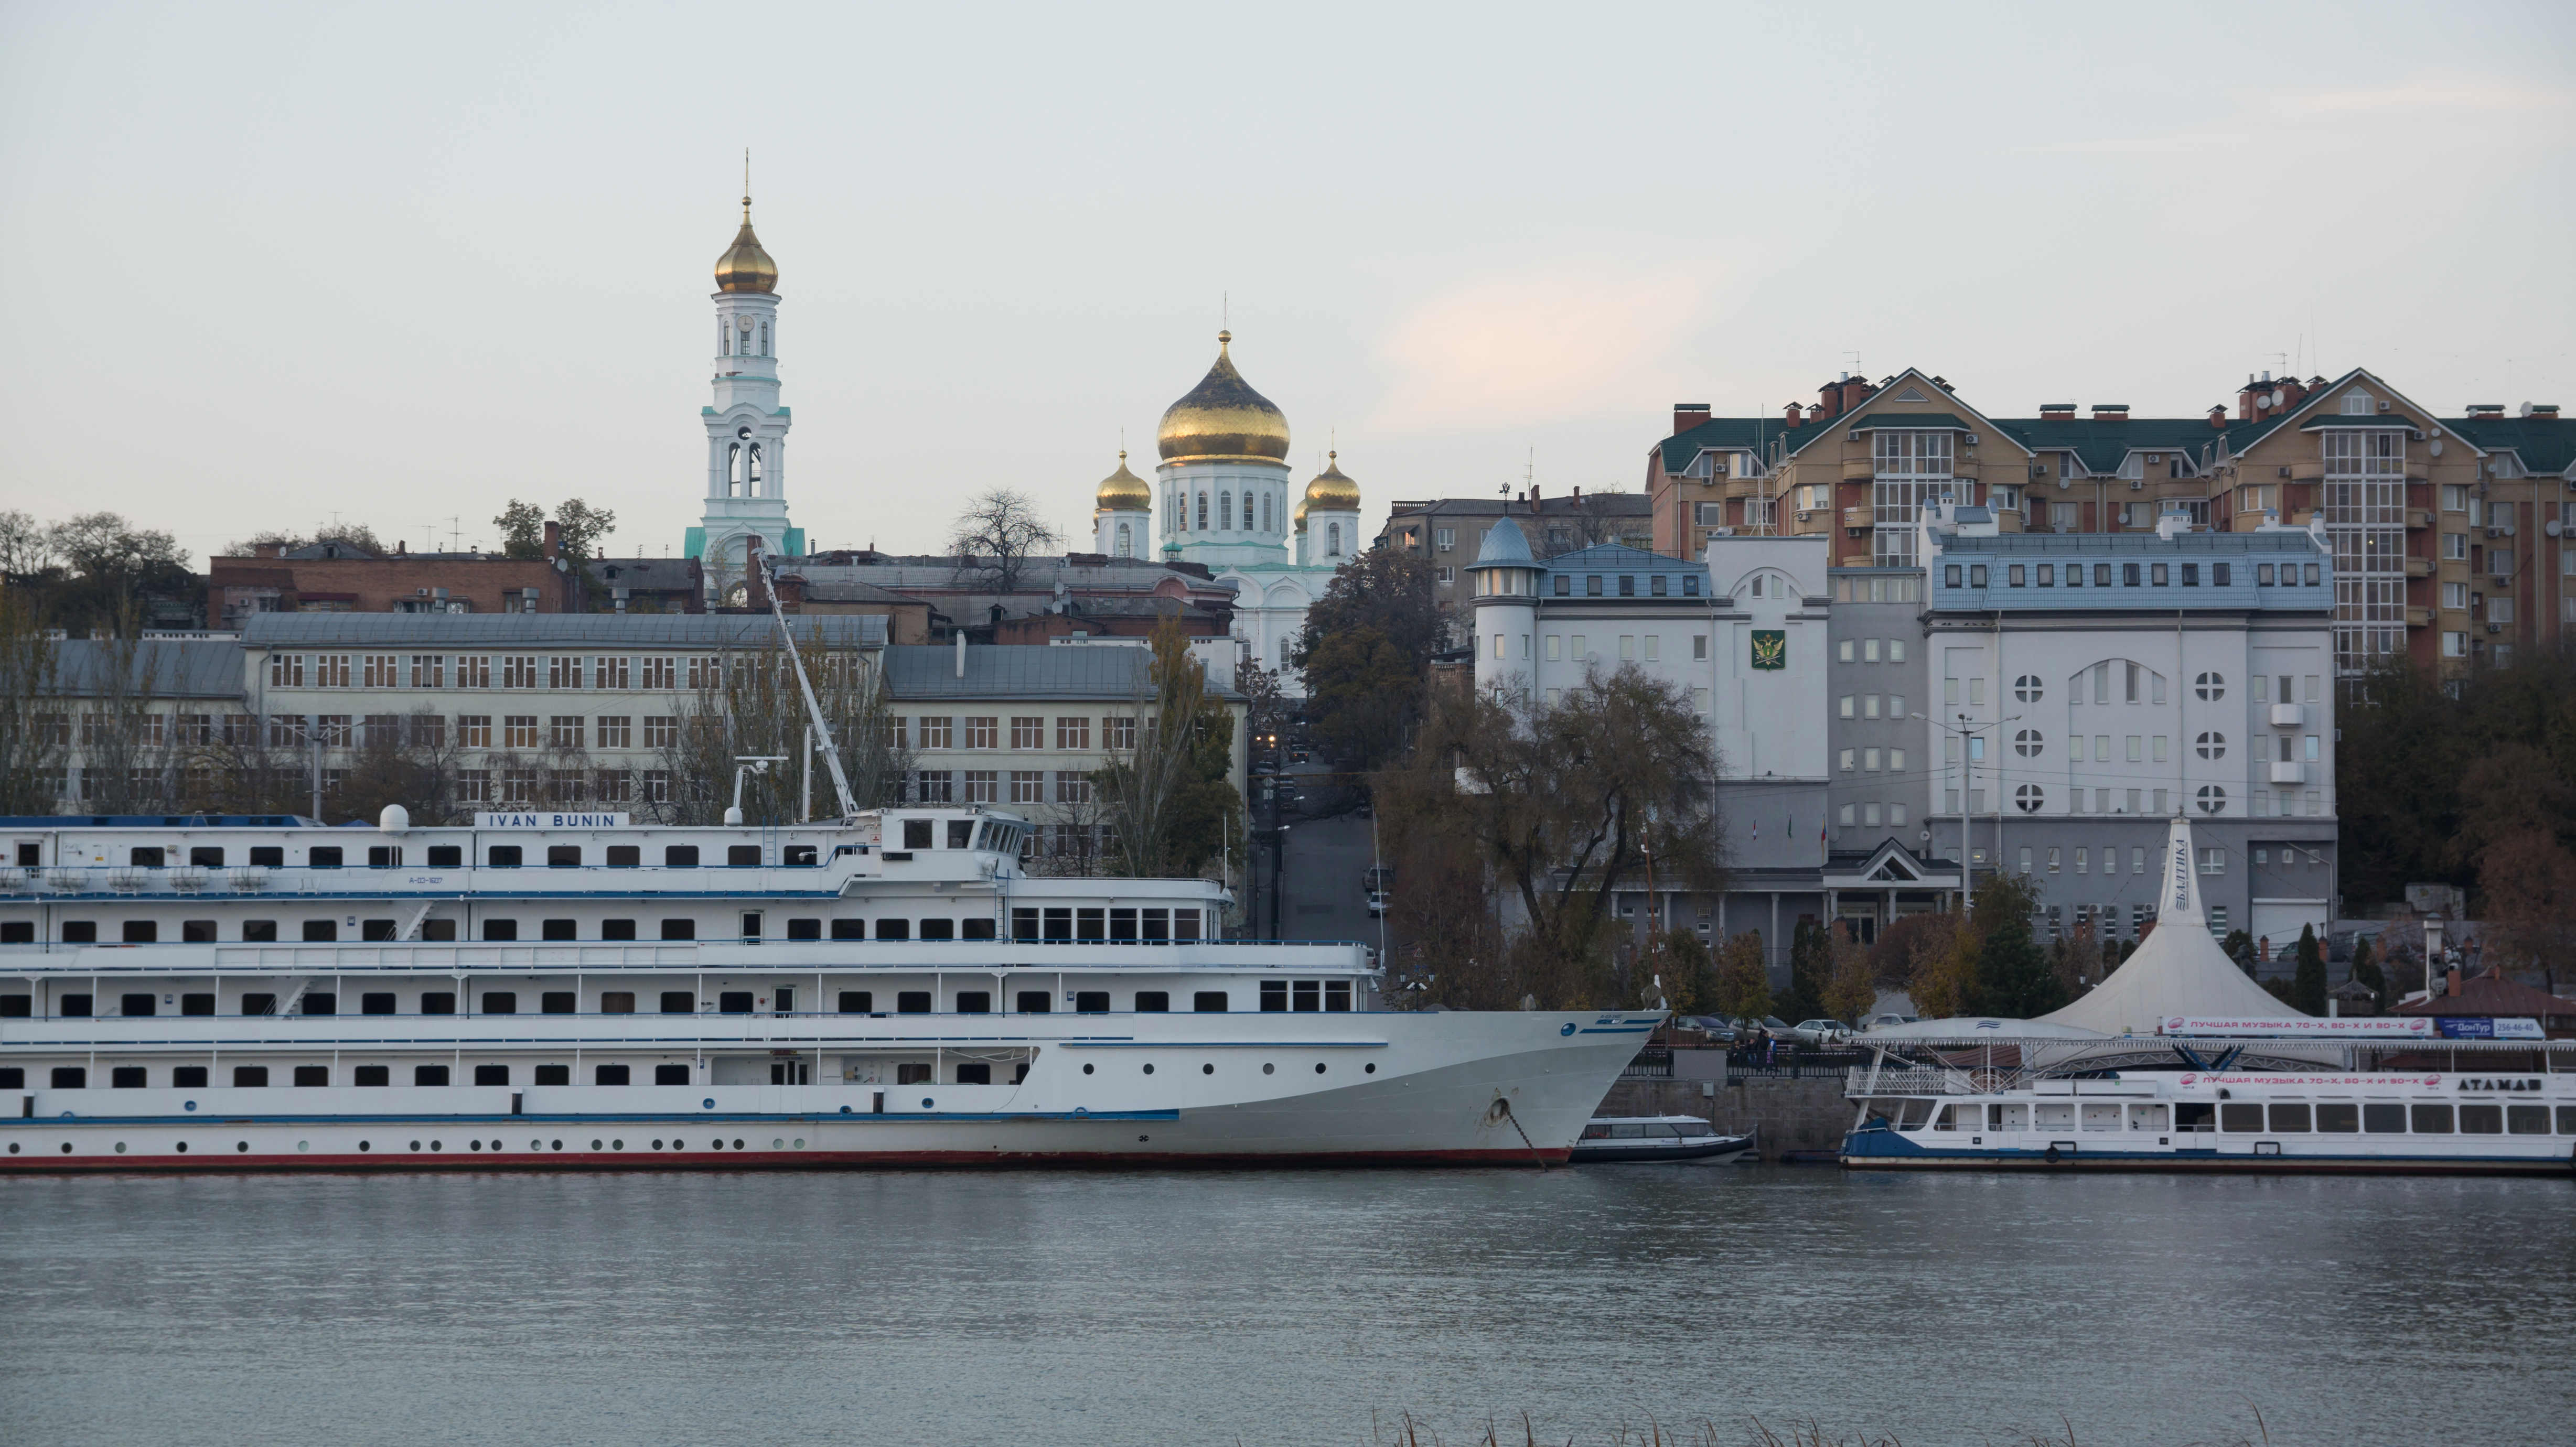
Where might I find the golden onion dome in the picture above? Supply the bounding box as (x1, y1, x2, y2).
(713, 197, 778, 294)
(1157, 331, 1290, 463)
(1095, 450, 1151, 512)
(1303, 450, 1361, 513)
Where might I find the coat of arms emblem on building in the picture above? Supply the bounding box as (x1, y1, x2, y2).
(1750, 629, 1786, 670)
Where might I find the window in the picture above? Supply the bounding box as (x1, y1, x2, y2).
(2194, 672, 2225, 701)
(654, 1064, 691, 1085)
(2197, 786, 2227, 816)
(2015, 785, 2045, 814)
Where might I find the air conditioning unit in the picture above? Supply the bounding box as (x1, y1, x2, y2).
(2486, 526, 2501, 538)
(2129, 480, 2145, 490)
(2486, 622, 2504, 634)
(2277, 466, 2291, 477)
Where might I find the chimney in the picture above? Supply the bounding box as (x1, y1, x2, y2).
(2465, 404, 2505, 419)
(2523, 402, 2560, 420)
(396, 540, 408, 555)
(1672, 403, 1711, 436)
(1813, 376, 1845, 423)
(2208, 405, 2228, 430)
(2039, 403, 2076, 422)
(1571, 484, 1583, 502)
(543, 520, 562, 562)
(1784, 401, 1803, 428)
(745, 536, 768, 610)
(1529, 483, 1541, 505)
(2278, 376, 2310, 412)
(1840, 375, 1874, 414)
(2091, 403, 2129, 422)
(2446, 966, 2461, 997)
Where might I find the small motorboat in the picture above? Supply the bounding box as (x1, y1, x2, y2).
(1570, 1115, 1756, 1164)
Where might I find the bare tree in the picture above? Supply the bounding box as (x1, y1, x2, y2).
(0, 589, 64, 813)
(1095, 621, 1239, 879)
(0, 511, 57, 577)
(652, 631, 910, 825)
(949, 488, 1060, 595)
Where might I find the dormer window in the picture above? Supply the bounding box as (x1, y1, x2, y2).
(2342, 388, 2375, 416)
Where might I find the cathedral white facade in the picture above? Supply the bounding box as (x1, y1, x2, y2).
(1089, 331, 1364, 695)
(684, 191, 803, 599)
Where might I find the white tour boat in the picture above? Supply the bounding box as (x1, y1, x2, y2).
(1569, 1115, 1755, 1165)
(0, 805, 1659, 1171)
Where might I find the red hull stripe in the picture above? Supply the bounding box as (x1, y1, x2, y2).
(0, 1147, 1571, 1173)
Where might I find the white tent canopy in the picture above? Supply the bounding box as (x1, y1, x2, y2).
(2034, 815, 2309, 1035)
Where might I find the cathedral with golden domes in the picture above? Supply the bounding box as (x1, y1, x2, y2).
(1088, 331, 1366, 693)
(684, 187, 803, 599)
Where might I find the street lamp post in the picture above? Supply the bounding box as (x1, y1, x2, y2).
(1912, 710, 2019, 907)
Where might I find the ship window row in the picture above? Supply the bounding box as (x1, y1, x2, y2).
(29, 916, 1010, 944)
(1008, 907, 1207, 942)
(71, 844, 835, 870)
(4, 988, 1243, 1018)
(1924, 1099, 2574, 1136)
(5, 1064, 697, 1090)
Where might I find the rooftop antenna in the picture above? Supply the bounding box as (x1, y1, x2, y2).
(1844, 350, 1862, 376)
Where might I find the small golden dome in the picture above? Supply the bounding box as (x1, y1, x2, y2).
(1303, 450, 1360, 512)
(714, 197, 777, 294)
(1157, 331, 1290, 463)
(1096, 450, 1151, 512)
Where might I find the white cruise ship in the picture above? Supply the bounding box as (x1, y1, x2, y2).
(0, 807, 1658, 1171)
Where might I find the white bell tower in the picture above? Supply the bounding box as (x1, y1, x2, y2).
(688, 176, 802, 601)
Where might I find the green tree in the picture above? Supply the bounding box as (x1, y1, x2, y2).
(1785, 917, 1830, 1022)
(2292, 923, 2328, 1014)
(1972, 873, 2064, 1017)
(1650, 928, 1714, 1015)
(1712, 930, 1772, 1022)
(2221, 928, 2256, 977)
(552, 499, 617, 562)
(1292, 547, 1442, 772)
(2348, 934, 2384, 1009)
(1821, 922, 1879, 1027)
(493, 501, 547, 559)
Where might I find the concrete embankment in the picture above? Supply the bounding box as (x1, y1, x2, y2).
(1596, 1074, 1855, 1158)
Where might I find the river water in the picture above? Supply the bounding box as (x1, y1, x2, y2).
(3, 1164, 2569, 1446)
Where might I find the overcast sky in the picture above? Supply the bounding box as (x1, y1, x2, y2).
(2, 3, 2569, 567)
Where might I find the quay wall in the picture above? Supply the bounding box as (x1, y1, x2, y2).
(1597, 1075, 1854, 1157)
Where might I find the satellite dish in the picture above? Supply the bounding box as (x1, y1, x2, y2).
(2269, 390, 2285, 408)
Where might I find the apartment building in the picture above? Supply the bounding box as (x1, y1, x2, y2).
(1916, 504, 2336, 949)
(1648, 367, 2572, 681)
(209, 537, 587, 625)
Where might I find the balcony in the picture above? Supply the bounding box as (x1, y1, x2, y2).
(1842, 506, 1873, 529)
(2407, 508, 2433, 530)
(2269, 703, 2305, 727)
(2405, 556, 2433, 578)
(1842, 459, 1876, 481)
(2270, 761, 2307, 785)
(1839, 552, 1874, 569)
(2407, 606, 2435, 627)
(2287, 461, 2325, 481)
(1723, 477, 1763, 499)
(1950, 460, 1982, 482)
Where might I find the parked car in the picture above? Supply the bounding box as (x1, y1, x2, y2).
(1785, 1018, 1852, 1045)
(1363, 865, 1392, 916)
(1859, 1013, 1918, 1033)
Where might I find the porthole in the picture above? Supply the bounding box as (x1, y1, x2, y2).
(2015, 784, 2045, 814)
(792, 1138, 804, 1149)
(1082, 1063, 1095, 1075)
(529, 1140, 541, 1151)
(732, 1139, 744, 1150)
(2195, 671, 2226, 701)
(1315, 1063, 1327, 1074)
(2014, 674, 2044, 703)
(296, 1140, 309, 1153)
(1365, 1063, 1377, 1074)
(469, 1140, 482, 1152)
(411, 1141, 422, 1152)
(592, 1139, 604, 1150)
(2196, 731, 2226, 760)
(236, 1141, 248, 1152)
(550, 1140, 562, 1150)
(772, 1137, 786, 1149)
(1263, 1063, 1276, 1075)
(651, 1139, 664, 1150)
(710, 1139, 724, 1151)
(430, 1140, 442, 1151)
(1202, 1064, 1215, 1075)
(2197, 785, 2228, 815)
(1142, 1063, 1155, 1075)
(2014, 729, 2044, 758)
(671, 1140, 683, 1151)
(611, 1139, 624, 1149)
(7, 1143, 17, 1154)
(114, 1141, 126, 1154)
(919, 1098, 933, 1109)
(358, 1141, 370, 1152)
(60, 1142, 71, 1153)
(176, 1141, 187, 1153)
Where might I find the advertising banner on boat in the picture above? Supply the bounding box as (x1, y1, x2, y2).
(2433, 1017, 2546, 1040)
(2159, 1016, 2433, 1039)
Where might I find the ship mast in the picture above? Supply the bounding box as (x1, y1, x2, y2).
(760, 551, 861, 817)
